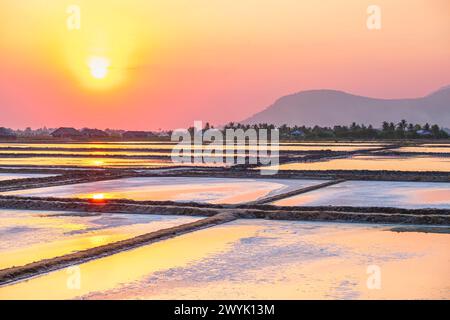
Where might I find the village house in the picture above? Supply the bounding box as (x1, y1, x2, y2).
(0, 127, 17, 140)
(81, 128, 109, 138)
(51, 127, 83, 139)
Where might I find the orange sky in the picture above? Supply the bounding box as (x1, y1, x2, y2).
(1, 0, 449, 130)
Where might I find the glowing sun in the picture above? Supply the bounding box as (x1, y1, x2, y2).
(92, 193, 105, 200)
(88, 56, 110, 79)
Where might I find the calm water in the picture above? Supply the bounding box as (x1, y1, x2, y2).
(279, 142, 387, 146)
(0, 173, 56, 181)
(0, 157, 230, 168)
(396, 147, 450, 154)
(1, 219, 448, 299)
(269, 155, 450, 172)
(2, 177, 325, 204)
(422, 144, 450, 147)
(0, 150, 266, 158)
(0, 157, 175, 168)
(0, 142, 380, 152)
(0, 143, 177, 150)
(0, 209, 200, 269)
(273, 181, 450, 209)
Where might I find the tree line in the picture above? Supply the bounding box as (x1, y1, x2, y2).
(220, 121, 449, 140)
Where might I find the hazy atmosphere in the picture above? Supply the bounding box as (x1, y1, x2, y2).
(1, 0, 449, 129)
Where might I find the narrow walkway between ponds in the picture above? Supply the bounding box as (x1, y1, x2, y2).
(247, 179, 346, 205)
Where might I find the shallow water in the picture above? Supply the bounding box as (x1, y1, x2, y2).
(273, 181, 450, 209)
(396, 147, 450, 154)
(270, 155, 450, 172)
(0, 150, 265, 158)
(1, 219, 448, 299)
(279, 142, 387, 146)
(1, 177, 324, 204)
(0, 142, 379, 152)
(0, 157, 232, 168)
(0, 154, 238, 168)
(0, 173, 56, 181)
(277, 145, 379, 151)
(0, 150, 173, 156)
(422, 144, 450, 147)
(0, 209, 200, 269)
(0, 143, 175, 150)
(0, 157, 175, 168)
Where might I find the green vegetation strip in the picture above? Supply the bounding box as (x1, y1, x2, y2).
(0, 212, 236, 286)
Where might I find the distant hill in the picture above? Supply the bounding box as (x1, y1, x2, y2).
(243, 85, 450, 127)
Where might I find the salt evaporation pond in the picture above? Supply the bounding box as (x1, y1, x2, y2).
(0, 143, 179, 150)
(2, 177, 325, 204)
(279, 142, 387, 146)
(0, 219, 448, 299)
(422, 144, 450, 147)
(273, 181, 450, 209)
(0, 173, 56, 181)
(270, 155, 450, 172)
(0, 157, 182, 169)
(0, 209, 201, 269)
(396, 147, 450, 154)
(0, 149, 265, 159)
(0, 142, 381, 152)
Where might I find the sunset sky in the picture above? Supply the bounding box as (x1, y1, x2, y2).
(1, 0, 449, 130)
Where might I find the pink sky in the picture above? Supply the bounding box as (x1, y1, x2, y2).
(1, 0, 449, 130)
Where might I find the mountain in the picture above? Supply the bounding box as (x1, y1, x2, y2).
(243, 85, 450, 127)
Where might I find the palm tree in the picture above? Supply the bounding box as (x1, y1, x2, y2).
(397, 119, 408, 131)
